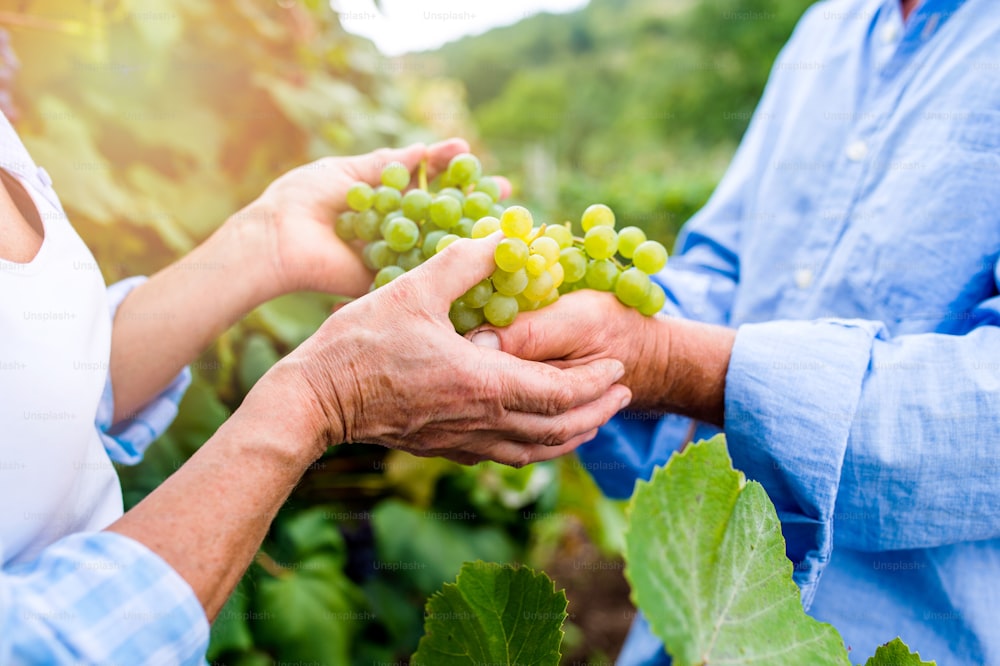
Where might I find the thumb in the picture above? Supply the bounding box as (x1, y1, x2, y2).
(400, 232, 503, 306)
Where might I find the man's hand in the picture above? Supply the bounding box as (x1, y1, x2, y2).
(467, 289, 736, 427)
(232, 138, 502, 300)
(251, 236, 632, 467)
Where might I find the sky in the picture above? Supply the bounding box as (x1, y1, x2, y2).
(332, 0, 590, 56)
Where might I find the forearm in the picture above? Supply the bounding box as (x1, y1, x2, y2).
(105, 367, 325, 619)
(109, 204, 278, 422)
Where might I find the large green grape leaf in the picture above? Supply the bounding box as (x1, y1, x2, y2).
(863, 638, 936, 665)
(625, 436, 850, 666)
(411, 562, 566, 666)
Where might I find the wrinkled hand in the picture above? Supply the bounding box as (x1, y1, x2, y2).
(234, 138, 502, 300)
(258, 236, 632, 467)
(469, 289, 735, 426)
(468, 290, 665, 410)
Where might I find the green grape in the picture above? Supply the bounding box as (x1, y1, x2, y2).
(484, 293, 519, 327)
(379, 211, 402, 238)
(346, 182, 374, 212)
(463, 191, 494, 220)
(638, 283, 667, 316)
(491, 267, 529, 296)
(539, 288, 560, 308)
(515, 293, 538, 312)
(490, 203, 506, 218)
(375, 265, 405, 288)
(495, 238, 529, 272)
(523, 270, 555, 301)
(401, 189, 432, 221)
(447, 153, 483, 187)
(460, 279, 494, 309)
(422, 230, 448, 258)
(525, 254, 548, 277)
(450, 302, 486, 334)
(381, 162, 411, 190)
(615, 267, 652, 307)
(544, 224, 574, 249)
(398, 248, 424, 271)
(617, 226, 647, 259)
(581, 203, 615, 232)
(384, 217, 420, 252)
(368, 240, 398, 269)
(451, 217, 475, 238)
(361, 243, 378, 271)
(584, 226, 619, 260)
(438, 187, 466, 203)
(529, 236, 560, 267)
(334, 212, 356, 241)
(586, 259, 619, 292)
(430, 196, 462, 228)
(471, 216, 501, 238)
(559, 247, 588, 283)
(436, 233, 461, 253)
(476, 176, 502, 202)
(548, 261, 565, 288)
(632, 240, 668, 274)
(354, 209, 381, 242)
(373, 186, 402, 214)
(500, 206, 533, 240)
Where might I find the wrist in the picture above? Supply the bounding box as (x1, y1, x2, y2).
(658, 318, 735, 427)
(219, 197, 290, 303)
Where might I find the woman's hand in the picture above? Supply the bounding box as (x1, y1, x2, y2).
(230, 138, 495, 301)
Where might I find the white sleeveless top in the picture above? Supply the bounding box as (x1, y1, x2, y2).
(0, 113, 123, 566)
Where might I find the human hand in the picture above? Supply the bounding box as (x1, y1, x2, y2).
(231, 138, 502, 300)
(249, 235, 631, 467)
(467, 289, 734, 426)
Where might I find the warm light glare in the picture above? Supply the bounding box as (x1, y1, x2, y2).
(332, 0, 590, 56)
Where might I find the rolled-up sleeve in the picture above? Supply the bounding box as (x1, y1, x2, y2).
(95, 277, 192, 465)
(724, 307, 1000, 607)
(0, 532, 208, 665)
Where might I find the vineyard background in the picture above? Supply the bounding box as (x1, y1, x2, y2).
(2, 0, 811, 662)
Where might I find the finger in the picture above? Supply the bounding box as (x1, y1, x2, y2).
(477, 430, 601, 468)
(498, 384, 631, 447)
(468, 293, 596, 361)
(399, 233, 503, 306)
(425, 137, 472, 181)
(347, 143, 428, 186)
(489, 354, 626, 415)
(493, 176, 513, 200)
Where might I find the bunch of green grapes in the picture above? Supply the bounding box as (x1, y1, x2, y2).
(335, 153, 668, 333)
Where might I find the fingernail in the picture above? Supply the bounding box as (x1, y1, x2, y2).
(471, 330, 500, 350)
(612, 363, 625, 383)
(619, 394, 632, 411)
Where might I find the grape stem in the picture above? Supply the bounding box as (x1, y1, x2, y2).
(418, 159, 428, 192)
(527, 224, 547, 244)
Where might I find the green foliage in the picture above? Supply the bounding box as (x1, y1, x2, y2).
(415, 0, 816, 244)
(422, 439, 935, 665)
(864, 638, 936, 666)
(412, 562, 567, 666)
(625, 436, 848, 665)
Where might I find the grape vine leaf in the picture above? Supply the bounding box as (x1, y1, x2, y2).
(411, 562, 567, 666)
(625, 435, 850, 665)
(863, 638, 936, 665)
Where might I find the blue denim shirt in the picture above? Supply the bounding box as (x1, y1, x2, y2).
(578, 0, 1000, 663)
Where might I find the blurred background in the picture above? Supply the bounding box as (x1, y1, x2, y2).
(0, 0, 813, 663)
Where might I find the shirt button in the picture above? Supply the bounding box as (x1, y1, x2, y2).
(794, 268, 814, 289)
(36, 166, 53, 188)
(881, 22, 900, 44)
(846, 140, 869, 162)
